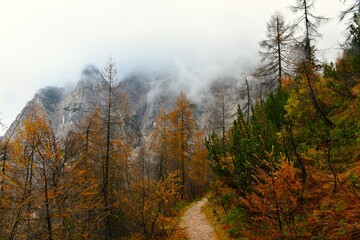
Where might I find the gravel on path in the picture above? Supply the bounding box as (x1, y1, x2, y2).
(181, 197, 216, 240)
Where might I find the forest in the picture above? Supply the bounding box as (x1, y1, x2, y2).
(1, 0, 360, 239)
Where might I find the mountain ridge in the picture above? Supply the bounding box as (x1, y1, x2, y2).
(5, 65, 246, 141)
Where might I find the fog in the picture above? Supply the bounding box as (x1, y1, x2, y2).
(0, 0, 349, 135)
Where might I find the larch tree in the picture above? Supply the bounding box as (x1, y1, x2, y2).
(5, 104, 67, 240)
(0, 110, 24, 194)
(33, 118, 63, 240)
(291, 0, 329, 65)
(168, 92, 195, 199)
(254, 12, 294, 89)
(291, 0, 335, 128)
(0, 136, 15, 237)
(240, 154, 302, 239)
(60, 129, 101, 238)
(8, 105, 48, 239)
(239, 75, 253, 121)
(208, 84, 233, 152)
(80, 57, 131, 239)
(102, 58, 117, 240)
(101, 58, 131, 239)
(190, 130, 208, 197)
(149, 109, 171, 181)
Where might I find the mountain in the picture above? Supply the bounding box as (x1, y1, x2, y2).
(5, 65, 99, 139)
(5, 65, 245, 140)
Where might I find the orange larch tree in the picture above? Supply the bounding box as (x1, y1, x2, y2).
(168, 92, 195, 199)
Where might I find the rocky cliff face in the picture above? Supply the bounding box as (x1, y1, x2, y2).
(54, 65, 101, 137)
(5, 65, 244, 140)
(5, 65, 102, 139)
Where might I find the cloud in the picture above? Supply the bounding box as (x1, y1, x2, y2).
(0, 0, 347, 134)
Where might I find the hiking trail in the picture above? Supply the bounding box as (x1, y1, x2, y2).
(181, 197, 216, 240)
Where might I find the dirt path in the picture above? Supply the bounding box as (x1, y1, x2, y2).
(181, 197, 216, 240)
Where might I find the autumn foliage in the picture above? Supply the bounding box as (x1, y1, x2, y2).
(0, 83, 210, 239)
(240, 154, 302, 239)
(1, 3, 360, 239)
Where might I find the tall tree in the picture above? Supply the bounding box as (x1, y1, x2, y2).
(149, 109, 171, 181)
(239, 75, 253, 121)
(291, 0, 329, 65)
(81, 57, 131, 239)
(190, 130, 209, 197)
(208, 84, 233, 152)
(291, 0, 334, 128)
(5, 104, 67, 239)
(102, 58, 116, 239)
(0, 110, 24, 193)
(255, 12, 294, 89)
(168, 92, 195, 199)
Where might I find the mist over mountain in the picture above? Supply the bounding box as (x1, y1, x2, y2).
(5, 65, 246, 140)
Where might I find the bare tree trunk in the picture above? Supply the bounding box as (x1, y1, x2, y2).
(324, 138, 345, 193)
(103, 78, 112, 240)
(180, 99, 185, 199)
(221, 91, 226, 152)
(42, 158, 53, 240)
(1, 145, 7, 193)
(10, 150, 34, 240)
(244, 76, 251, 122)
(303, 62, 335, 128)
(276, 15, 283, 88)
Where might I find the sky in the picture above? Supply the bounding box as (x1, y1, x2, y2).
(0, 0, 350, 135)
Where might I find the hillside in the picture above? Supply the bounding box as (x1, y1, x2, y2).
(5, 65, 246, 141)
(0, 1, 359, 239)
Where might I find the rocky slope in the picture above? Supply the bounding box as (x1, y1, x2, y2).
(5, 65, 246, 140)
(6, 65, 101, 139)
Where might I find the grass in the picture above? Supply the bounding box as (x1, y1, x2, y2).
(166, 200, 192, 240)
(201, 196, 235, 240)
(169, 195, 241, 240)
